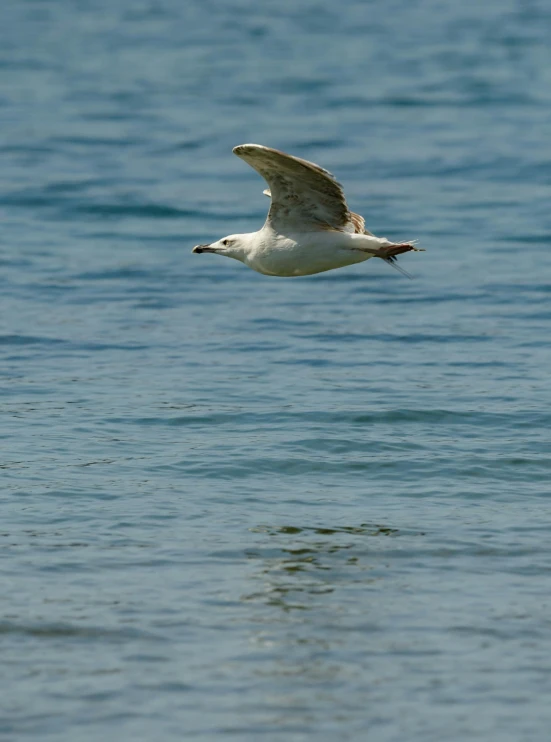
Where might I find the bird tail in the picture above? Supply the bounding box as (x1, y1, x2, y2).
(381, 241, 424, 279)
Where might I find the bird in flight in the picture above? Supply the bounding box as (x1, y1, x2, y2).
(193, 144, 422, 277)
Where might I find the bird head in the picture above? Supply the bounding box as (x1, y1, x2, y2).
(192, 234, 250, 264)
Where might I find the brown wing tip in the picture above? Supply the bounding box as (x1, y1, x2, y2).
(233, 143, 340, 184)
(233, 143, 266, 156)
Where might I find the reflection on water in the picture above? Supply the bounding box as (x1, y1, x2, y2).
(245, 523, 399, 611)
(238, 524, 405, 729)
(4, 0, 551, 736)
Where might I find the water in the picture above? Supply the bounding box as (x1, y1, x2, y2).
(2, 0, 551, 739)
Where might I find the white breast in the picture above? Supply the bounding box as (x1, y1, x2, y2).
(244, 230, 374, 277)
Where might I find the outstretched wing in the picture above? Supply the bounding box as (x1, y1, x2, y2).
(233, 144, 368, 234)
(262, 185, 372, 236)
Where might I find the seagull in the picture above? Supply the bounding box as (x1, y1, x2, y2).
(193, 144, 422, 277)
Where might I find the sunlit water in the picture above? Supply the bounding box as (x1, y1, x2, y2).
(2, 0, 551, 740)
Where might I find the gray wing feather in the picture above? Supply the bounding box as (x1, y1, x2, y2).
(233, 144, 367, 234)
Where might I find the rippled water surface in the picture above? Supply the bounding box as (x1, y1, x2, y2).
(2, 0, 551, 740)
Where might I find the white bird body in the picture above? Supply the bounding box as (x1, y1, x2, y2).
(211, 227, 391, 277)
(193, 144, 422, 277)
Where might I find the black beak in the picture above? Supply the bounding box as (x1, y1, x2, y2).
(192, 244, 212, 254)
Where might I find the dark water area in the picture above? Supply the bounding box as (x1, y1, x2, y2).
(1, 0, 551, 740)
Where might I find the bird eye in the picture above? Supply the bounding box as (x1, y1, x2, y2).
(221, 239, 228, 246)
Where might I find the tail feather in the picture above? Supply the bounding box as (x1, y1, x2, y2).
(380, 241, 424, 279)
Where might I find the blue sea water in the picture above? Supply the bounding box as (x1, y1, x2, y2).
(1, 0, 551, 739)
